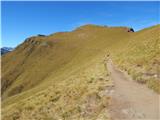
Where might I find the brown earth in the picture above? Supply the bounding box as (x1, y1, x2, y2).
(107, 59, 160, 120)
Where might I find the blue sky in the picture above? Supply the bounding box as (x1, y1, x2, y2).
(1, 1, 159, 47)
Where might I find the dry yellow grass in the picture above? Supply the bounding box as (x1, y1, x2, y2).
(2, 24, 159, 119)
(2, 56, 113, 120)
(111, 25, 160, 93)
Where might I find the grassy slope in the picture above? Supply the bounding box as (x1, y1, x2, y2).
(111, 25, 160, 93)
(2, 25, 129, 99)
(2, 25, 130, 120)
(2, 24, 159, 119)
(3, 56, 113, 120)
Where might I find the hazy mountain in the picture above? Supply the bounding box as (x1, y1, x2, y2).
(1, 47, 13, 55)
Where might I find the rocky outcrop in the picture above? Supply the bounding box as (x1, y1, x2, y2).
(127, 28, 134, 32)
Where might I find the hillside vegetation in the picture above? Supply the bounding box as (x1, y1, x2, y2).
(111, 25, 160, 93)
(2, 24, 160, 120)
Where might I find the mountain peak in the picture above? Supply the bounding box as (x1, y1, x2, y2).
(76, 24, 106, 30)
(75, 24, 134, 33)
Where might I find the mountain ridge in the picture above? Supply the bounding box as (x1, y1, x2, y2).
(2, 24, 160, 120)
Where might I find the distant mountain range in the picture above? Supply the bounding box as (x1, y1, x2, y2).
(1, 47, 14, 55)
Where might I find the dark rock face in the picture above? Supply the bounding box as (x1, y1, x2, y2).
(128, 28, 134, 32)
(37, 34, 46, 37)
(1, 47, 13, 55)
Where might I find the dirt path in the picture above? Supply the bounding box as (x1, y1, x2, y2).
(107, 60, 160, 120)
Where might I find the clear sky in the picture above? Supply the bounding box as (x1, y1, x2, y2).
(1, 1, 159, 47)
